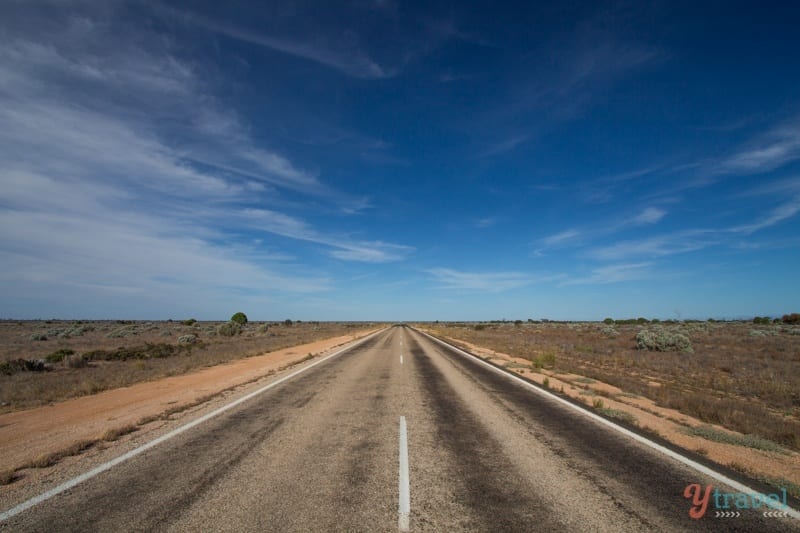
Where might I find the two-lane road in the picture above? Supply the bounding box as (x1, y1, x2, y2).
(2, 326, 796, 531)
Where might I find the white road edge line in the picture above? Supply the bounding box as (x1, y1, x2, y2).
(398, 416, 410, 532)
(417, 329, 800, 520)
(0, 329, 386, 523)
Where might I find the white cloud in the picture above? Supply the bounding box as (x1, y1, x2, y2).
(426, 268, 532, 291)
(542, 229, 582, 247)
(241, 209, 413, 263)
(730, 195, 800, 235)
(169, 8, 393, 79)
(587, 231, 716, 261)
(561, 263, 653, 285)
(0, 4, 412, 318)
(718, 120, 800, 175)
(631, 207, 667, 225)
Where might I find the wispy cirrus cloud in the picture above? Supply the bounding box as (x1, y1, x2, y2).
(426, 268, 534, 291)
(730, 195, 800, 235)
(586, 230, 717, 261)
(561, 262, 653, 286)
(476, 135, 529, 158)
(717, 120, 800, 175)
(630, 207, 667, 225)
(241, 209, 414, 263)
(0, 3, 412, 317)
(537, 207, 668, 253)
(163, 6, 394, 80)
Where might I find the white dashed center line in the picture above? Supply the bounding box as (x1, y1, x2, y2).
(398, 416, 410, 531)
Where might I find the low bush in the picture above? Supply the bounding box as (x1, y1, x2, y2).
(686, 425, 786, 453)
(600, 325, 619, 338)
(0, 359, 48, 375)
(217, 321, 242, 337)
(84, 343, 190, 361)
(181, 318, 197, 326)
(532, 351, 556, 369)
(636, 328, 693, 353)
(177, 334, 198, 345)
(65, 353, 89, 369)
(45, 348, 75, 363)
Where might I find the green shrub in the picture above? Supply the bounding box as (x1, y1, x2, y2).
(182, 318, 197, 326)
(29, 333, 48, 341)
(686, 425, 786, 453)
(603, 318, 615, 325)
(598, 408, 638, 425)
(257, 323, 270, 333)
(45, 349, 75, 363)
(217, 321, 242, 337)
(84, 343, 185, 361)
(177, 334, 198, 344)
(636, 328, 693, 353)
(474, 324, 486, 331)
(230, 312, 248, 325)
(753, 316, 771, 325)
(600, 325, 618, 338)
(532, 352, 556, 369)
(284, 319, 293, 327)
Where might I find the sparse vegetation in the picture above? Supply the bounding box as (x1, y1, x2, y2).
(101, 424, 138, 442)
(0, 320, 370, 410)
(685, 425, 787, 453)
(598, 408, 637, 425)
(216, 321, 242, 337)
(177, 334, 198, 345)
(427, 320, 800, 452)
(636, 328, 693, 353)
(531, 351, 556, 369)
(45, 348, 74, 363)
(181, 318, 197, 326)
(0, 469, 17, 485)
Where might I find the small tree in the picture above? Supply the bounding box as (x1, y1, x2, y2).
(231, 312, 248, 325)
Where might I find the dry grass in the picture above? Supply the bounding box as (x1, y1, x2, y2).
(0, 469, 17, 485)
(0, 320, 373, 412)
(425, 321, 800, 452)
(101, 424, 138, 442)
(24, 439, 96, 469)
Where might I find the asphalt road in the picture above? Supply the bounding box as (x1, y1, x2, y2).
(2, 326, 797, 532)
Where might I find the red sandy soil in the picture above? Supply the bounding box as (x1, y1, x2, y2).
(0, 330, 376, 474)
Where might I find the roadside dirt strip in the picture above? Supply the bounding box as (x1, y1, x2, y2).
(0, 330, 379, 474)
(2, 326, 798, 531)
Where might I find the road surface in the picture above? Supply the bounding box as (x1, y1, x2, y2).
(2, 326, 797, 531)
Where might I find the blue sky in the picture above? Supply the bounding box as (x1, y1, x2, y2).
(1, 1, 799, 321)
